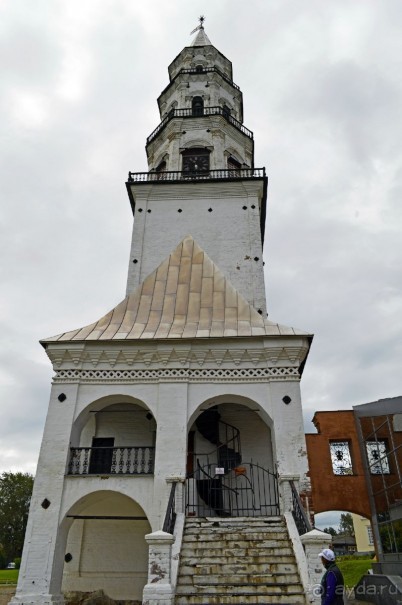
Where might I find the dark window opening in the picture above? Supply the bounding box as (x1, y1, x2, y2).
(222, 104, 231, 119)
(156, 161, 166, 172)
(182, 147, 210, 175)
(156, 160, 167, 180)
(228, 156, 241, 175)
(88, 437, 115, 474)
(192, 96, 204, 117)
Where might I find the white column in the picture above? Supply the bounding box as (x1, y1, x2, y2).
(9, 382, 80, 605)
(279, 474, 299, 514)
(300, 529, 332, 603)
(143, 530, 175, 605)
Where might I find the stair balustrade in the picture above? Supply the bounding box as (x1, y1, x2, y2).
(162, 481, 177, 534)
(290, 480, 312, 535)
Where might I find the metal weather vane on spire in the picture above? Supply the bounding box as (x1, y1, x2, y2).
(190, 15, 205, 35)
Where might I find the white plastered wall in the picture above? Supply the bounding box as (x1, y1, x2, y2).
(14, 333, 310, 604)
(126, 181, 266, 314)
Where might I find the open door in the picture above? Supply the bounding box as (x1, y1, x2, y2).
(88, 437, 114, 474)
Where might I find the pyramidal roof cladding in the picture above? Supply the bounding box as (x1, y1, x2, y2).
(191, 27, 212, 47)
(42, 236, 310, 344)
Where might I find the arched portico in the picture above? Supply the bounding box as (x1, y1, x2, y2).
(186, 395, 279, 517)
(61, 490, 151, 602)
(68, 395, 156, 477)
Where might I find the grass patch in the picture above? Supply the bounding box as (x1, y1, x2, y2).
(337, 557, 374, 588)
(0, 570, 18, 585)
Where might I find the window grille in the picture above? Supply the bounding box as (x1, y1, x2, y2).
(329, 441, 353, 475)
(366, 440, 390, 474)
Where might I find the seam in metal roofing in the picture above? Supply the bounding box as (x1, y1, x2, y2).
(42, 236, 310, 343)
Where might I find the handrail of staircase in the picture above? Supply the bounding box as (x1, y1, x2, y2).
(205, 419, 241, 456)
(162, 481, 177, 534)
(290, 480, 312, 535)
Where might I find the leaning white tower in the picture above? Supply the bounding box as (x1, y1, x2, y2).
(11, 23, 314, 605)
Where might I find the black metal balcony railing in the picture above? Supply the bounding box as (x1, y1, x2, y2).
(147, 106, 253, 145)
(179, 67, 240, 90)
(161, 66, 241, 98)
(127, 167, 265, 184)
(68, 446, 155, 476)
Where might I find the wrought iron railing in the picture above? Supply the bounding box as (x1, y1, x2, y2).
(186, 461, 280, 517)
(290, 480, 312, 535)
(67, 446, 155, 476)
(162, 482, 177, 534)
(161, 66, 241, 97)
(127, 167, 265, 184)
(194, 418, 242, 472)
(147, 106, 253, 145)
(179, 66, 240, 90)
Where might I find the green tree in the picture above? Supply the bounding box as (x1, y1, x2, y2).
(323, 526, 338, 537)
(338, 512, 355, 536)
(0, 472, 34, 563)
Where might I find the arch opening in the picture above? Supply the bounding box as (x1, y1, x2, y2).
(191, 95, 204, 116)
(61, 490, 151, 602)
(186, 398, 278, 518)
(69, 398, 156, 477)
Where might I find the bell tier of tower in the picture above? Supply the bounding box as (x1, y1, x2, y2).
(146, 28, 251, 172)
(126, 27, 268, 315)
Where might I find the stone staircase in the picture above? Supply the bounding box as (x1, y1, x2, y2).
(175, 517, 306, 605)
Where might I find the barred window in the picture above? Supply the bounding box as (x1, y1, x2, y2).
(366, 440, 390, 474)
(329, 441, 353, 475)
(367, 526, 374, 545)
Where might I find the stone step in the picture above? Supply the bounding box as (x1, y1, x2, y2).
(182, 535, 289, 549)
(184, 523, 285, 529)
(184, 516, 283, 524)
(180, 544, 293, 562)
(175, 516, 304, 605)
(175, 595, 305, 605)
(177, 572, 301, 585)
(175, 584, 304, 596)
(178, 562, 298, 576)
(183, 528, 287, 538)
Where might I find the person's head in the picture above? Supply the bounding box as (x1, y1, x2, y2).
(319, 548, 335, 567)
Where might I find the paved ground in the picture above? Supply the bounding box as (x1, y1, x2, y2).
(0, 585, 370, 605)
(0, 586, 15, 605)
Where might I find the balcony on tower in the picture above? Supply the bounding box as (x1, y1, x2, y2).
(66, 403, 156, 477)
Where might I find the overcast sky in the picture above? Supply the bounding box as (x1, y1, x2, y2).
(1, 0, 401, 522)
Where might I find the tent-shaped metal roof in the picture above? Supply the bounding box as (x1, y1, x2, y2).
(42, 235, 310, 343)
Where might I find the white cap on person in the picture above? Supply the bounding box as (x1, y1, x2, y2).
(319, 548, 335, 561)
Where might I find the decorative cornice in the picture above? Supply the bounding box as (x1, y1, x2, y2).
(53, 367, 300, 384)
(45, 343, 310, 371)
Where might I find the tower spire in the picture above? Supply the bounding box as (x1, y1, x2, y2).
(190, 16, 212, 46)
